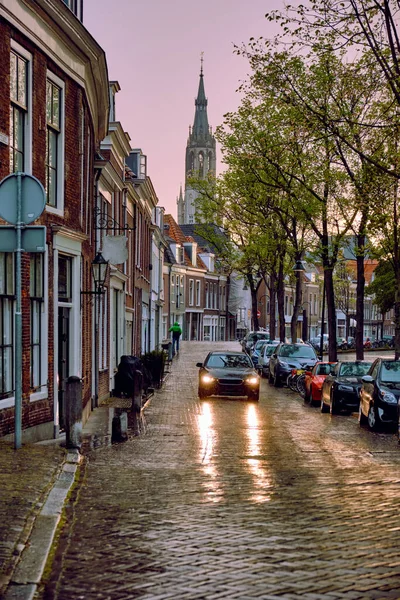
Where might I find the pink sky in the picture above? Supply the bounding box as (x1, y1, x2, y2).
(84, 0, 281, 217)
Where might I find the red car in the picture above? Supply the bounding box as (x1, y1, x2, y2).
(304, 362, 336, 405)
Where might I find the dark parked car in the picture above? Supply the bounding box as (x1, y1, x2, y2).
(240, 331, 270, 354)
(197, 351, 260, 401)
(320, 361, 371, 414)
(359, 359, 400, 430)
(268, 343, 318, 387)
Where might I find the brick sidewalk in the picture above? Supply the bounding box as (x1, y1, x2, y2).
(0, 440, 66, 594)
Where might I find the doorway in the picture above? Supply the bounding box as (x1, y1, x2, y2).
(58, 307, 70, 431)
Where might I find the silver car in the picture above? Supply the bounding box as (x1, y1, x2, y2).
(258, 342, 279, 377)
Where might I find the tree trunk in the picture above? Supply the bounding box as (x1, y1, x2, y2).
(269, 272, 277, 340)
(325, 267, 338, 362)
(395, 269, 400, 360)
(277, 258, 285, 341)
(355, 234, 365, 360)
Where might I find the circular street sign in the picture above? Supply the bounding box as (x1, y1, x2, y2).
(257, 310, 261, 318)
(0, 173, 46, 225)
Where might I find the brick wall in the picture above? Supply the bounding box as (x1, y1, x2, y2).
(0, 20, 97, 438)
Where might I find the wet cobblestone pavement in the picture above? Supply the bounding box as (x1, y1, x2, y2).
(39, 342, 400, 599)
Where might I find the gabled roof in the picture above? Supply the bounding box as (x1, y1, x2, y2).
(164, 214, 207, 270)
(180, 223, 229, 254)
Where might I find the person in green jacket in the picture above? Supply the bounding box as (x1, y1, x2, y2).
(169, 321, 182, 355)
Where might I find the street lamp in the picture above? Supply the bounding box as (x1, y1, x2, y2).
(292, 259, 306, 273)
(91, 252, 109, 293)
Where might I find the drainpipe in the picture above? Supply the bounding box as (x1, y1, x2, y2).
(93, 166, 102, 409)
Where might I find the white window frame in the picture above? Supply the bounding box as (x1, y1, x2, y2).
(30, 252, 49, 402)
(45, 70, 65, 216)
(10, 41, 32, 175)
(196, 280, 201, 306)
(189, 279, 194, 306)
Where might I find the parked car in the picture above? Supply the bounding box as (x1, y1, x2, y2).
(268, 343, 318, 387)
(304, 362, 337, 405)
(240, 331, 271, 354)
(251, 339, 272, 368)
(320, 361, 371, 414)
(359, 359, 400, 430)
(257, 341, 280, 377)
(309, 335, 328, 355)
(197, 351, 260, 401)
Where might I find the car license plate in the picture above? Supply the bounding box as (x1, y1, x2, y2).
(296, 369, 305, 375)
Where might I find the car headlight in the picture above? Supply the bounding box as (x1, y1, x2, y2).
(380, 391, 397, 404)
(246, 376, 259, 385)
(201, 374, 215, 384)
(338, 384, 353, 392)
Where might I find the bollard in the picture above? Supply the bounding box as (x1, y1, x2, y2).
(65, 376, 82, 449)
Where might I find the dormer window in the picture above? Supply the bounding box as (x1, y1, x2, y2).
(62, 0, 83, 21)
(177, 247, 184, 264)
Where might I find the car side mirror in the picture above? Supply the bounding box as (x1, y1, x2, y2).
(361, 375, 373, 383)
(196, 362, 203, 368)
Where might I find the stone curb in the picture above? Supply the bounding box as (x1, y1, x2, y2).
(4, 450, 83, 600)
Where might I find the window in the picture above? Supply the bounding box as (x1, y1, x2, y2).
(196, 281, 201, 306)
(205, 283, 209, 308)
(46, 78, 62, 206)
(10, 50, 28, 173)
(0, 254, 15, 400)
(30, 255, 44, 390)
(189, 279, 194, 306)
(177, 246, 184, 264)
(62, 0, 83, 21)
(58, 255, 72, 302)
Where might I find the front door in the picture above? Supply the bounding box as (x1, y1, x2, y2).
(58, 307, 70, 431)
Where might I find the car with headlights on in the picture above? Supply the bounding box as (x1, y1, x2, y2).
(359, 359, 400, 430)
(320, 360, 371, 414)
(197, 351, 260, 401)
(268, 343, 318, 387)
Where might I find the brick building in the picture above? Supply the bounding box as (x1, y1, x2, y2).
(0, 0, 108, 440)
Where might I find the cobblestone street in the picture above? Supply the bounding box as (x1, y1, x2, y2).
(39, 342, 400, 600)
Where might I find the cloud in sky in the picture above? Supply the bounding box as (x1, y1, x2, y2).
(84, 0, 280, 216)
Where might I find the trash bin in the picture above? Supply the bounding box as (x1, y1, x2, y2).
(161, 341, 173, 362)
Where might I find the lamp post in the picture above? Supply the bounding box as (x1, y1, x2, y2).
(292, 259, 306, 342)
(302, 301, 311, 342)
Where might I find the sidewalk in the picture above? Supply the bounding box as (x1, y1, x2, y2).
(0, 375, 161, 599)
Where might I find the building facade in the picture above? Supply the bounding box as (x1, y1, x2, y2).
(0, 0, 109, 440)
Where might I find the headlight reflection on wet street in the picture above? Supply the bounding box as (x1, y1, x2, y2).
(245, 403, 272, 503)
(197, 401, 222, 502)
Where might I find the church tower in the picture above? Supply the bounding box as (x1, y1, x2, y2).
(177, 59, 216, 224)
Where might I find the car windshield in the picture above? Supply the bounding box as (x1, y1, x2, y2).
(264, 346, 276, 357)
(255, 340, 268, 351)
(339, 362, 371, 377)
(315, 363, 333, 376)
(380, 361, 400, 383)
(279, 344, 316, 359)
(206, 354, 253, 369)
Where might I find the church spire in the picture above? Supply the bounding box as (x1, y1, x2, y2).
(192, 54, 209, 138)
